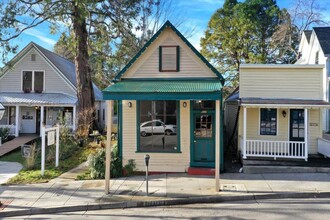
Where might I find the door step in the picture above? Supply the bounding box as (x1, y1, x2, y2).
(188, 167, 215, 176)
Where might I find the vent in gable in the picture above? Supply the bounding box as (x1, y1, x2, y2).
(31, 54, 36, 61)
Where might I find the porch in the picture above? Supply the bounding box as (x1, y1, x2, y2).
(0, 93, 77, 137)
(239, 98, 330, 161)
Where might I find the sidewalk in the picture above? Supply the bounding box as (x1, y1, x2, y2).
(1, 170, 330, 217)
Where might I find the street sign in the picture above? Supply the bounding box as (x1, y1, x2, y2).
(48, 131, 55, 146)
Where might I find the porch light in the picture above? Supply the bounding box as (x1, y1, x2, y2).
(128, 102, 132, 108)
(0, 103, 4, 120)
(282, 110, 287, 118)
(183, 102, 187, 108)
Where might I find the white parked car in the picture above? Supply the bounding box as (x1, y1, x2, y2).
(140, 120, 176, 136)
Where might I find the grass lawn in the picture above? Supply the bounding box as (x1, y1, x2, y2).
(0, 141, 101, 185)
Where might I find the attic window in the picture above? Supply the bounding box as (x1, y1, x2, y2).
(31, 54, 36, 61)
(315, 51, 319, 64)
(159, 46, 180, 72)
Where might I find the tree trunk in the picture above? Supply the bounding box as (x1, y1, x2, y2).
(72, 3, 95, 139)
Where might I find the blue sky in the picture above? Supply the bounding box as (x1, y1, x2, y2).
(2, 0, 330, 66)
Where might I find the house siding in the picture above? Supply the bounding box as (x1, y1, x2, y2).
(123, 29, 217, 79)
(240, 67, 324, 100)
(121, 100, 190, 172)
(0, 49, 76, 96)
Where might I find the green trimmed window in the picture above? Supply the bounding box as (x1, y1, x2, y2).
(159, 46, 180, 72)
(139, 100, 179, 152)
(260, 108, 277, 135)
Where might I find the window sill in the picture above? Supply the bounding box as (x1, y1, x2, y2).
(135, 150, 182, 154)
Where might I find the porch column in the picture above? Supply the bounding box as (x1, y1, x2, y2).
(105, 100, 113, 194)
(15, 105, 20, 137)
(243, 107, 247, 159)
(304, 108, 308, 161)
(72, 105, 76, 132)
(215, 100, 221, 192)
(40, 106, 44, 137)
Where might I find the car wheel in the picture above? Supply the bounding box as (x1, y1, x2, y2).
(141, 131, 147, 137)
(165, 129, 172, 135)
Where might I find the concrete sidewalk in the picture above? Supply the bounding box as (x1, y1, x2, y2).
(1, 172, 330, 217)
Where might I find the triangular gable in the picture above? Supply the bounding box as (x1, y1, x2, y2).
(114, 21, 225, 85)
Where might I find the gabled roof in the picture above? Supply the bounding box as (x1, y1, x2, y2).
(1, 42, 103, 100)
(313, 27, 330, 56)
(113, 20, 224, 85)
(303, 30, 312, 43)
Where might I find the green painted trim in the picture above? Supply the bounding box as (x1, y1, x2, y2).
(190, 162, 215, 168)
(118, 100, 123, 159)
(159, 46, 162, 72)
(119, 78, 220, 81)
(176, 46, 180, 71)
(135, 151, 182, 154)
(136, 100, 181, 153)
(189, 101, 216, 168)
(113, 20, 224, 85)
(103, 92, 222, 101)
(136, 100, 140, 152)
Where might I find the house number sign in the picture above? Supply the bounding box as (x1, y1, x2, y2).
(22, 111, 33, 120)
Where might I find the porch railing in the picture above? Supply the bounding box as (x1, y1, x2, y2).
(318, 138, 330, 158)
(240, 137, 307, 161)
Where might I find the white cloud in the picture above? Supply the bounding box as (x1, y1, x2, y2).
(23, 28, 57, 45)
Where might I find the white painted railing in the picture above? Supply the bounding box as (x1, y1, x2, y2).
(318, 138, 330, 158)
(0, 125, 16, 135)
(243, 140, 307, 161)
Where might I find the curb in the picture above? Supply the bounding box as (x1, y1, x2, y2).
(1, 192, 330, 217)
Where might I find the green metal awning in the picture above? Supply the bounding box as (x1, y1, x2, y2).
(103, 80, 222, 100)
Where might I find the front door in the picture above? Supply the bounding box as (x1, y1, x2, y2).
(192, 112, 215, 167)
(290, 109, 305, 142)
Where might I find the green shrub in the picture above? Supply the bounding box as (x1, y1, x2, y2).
(0, 127, 10, 143)
(87, 143, 133, 179)
(124, 159, 136, 176)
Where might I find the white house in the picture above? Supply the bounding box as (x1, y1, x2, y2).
(297, 27, 330, 131)
(0, 42, 105, 137)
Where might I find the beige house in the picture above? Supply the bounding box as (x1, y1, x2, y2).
(103, 20, 224, 183)
(235, 64, 330, 161)
(0, 42, 105, 136)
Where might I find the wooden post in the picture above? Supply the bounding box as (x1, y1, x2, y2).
(41, 124, 45, 176)
(105, 100, 113, 194)
(243, 107, 247, 159)
(55, 124, 60, 167)
(304, 108, 308, 161)
(40, 106, 44, 137)
(215, 100, 220, 192)
(15, 105, 19, 137)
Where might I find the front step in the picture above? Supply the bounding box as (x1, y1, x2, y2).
(242, 156, 330, 173)
(188, 167, 215, 176)
(244, 165, 330, 174)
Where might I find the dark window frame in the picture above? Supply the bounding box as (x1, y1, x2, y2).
(260, 108, 277, 136)
(159, 46, 180, 72)
(137, 100, 180, 153)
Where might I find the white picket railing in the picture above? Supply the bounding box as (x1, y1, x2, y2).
(240, 139, 307, 161)
(318, 138, 330, 158)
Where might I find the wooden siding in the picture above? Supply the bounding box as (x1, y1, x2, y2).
(0, 48, 76, 96)
(121, 100, 191, 172)
(240, 67, 323, 100)
(238, 108, 322, 154)
(308, 109, 322, 154)
(123, 28, 217, 79)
